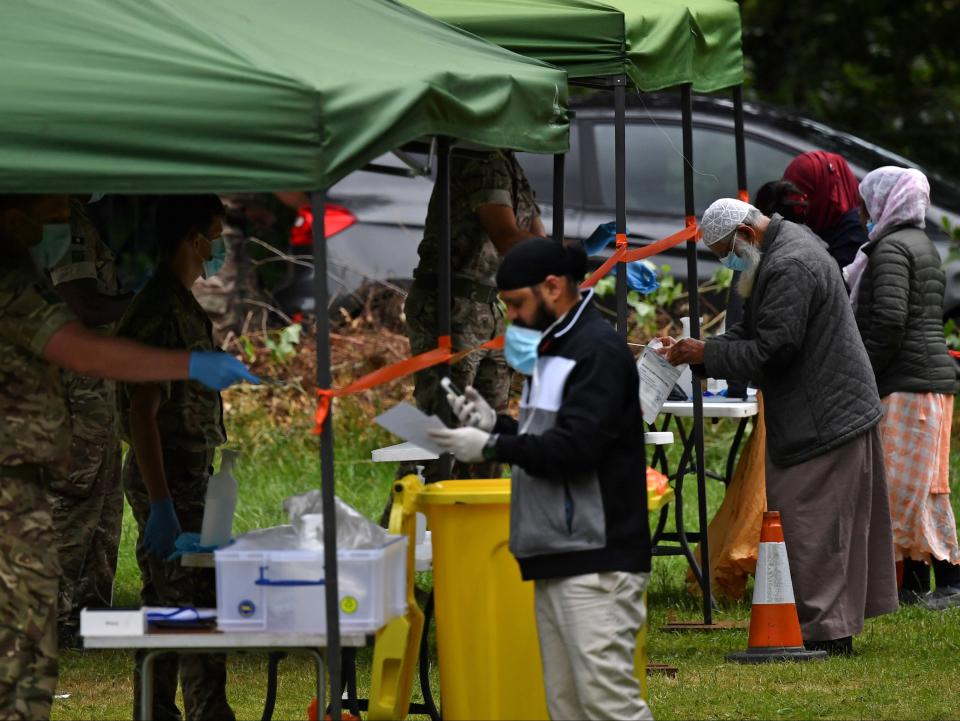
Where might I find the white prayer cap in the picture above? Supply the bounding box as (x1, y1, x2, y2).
(700, 198, 757, 247)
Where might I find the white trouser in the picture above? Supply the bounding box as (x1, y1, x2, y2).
(534, 571, 653, 721)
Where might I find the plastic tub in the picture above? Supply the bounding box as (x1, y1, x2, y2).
(215, 535, 406, 634)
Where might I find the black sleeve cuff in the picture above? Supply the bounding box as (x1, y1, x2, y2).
(493, 414, 519, 435)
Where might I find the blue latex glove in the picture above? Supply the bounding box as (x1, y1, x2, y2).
(143, 498, 182, 559)
(625, 261, 660, 293)
(584, 221, 630, 256)
(188, 352, 260, 390)
(167, 532, 227, 561)
(605, 260, 660, 294)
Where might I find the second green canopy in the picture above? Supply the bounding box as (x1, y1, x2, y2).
(405, 0, 743, 92)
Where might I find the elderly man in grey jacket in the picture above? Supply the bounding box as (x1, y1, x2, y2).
(661, 198, 899, 655)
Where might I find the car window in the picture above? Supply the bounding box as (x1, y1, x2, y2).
(517, 125, 581, 207)
(591, 123, 794, 215)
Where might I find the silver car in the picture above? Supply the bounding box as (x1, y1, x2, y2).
(282, 93, 960, 315)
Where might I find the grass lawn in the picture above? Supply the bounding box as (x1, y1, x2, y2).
(53, 386, 960, 720)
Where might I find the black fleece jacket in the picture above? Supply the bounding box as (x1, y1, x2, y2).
(493, 295, 651, 580)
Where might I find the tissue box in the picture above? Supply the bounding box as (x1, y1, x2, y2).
(215, 535, 406, 634)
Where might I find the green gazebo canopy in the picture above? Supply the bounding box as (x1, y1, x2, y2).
(405, 0, 743, 92)
(0, 0, 569, 193)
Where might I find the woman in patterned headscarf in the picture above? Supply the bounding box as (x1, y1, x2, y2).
(853, 166, 960, 610)
(784, 150, 868, 267)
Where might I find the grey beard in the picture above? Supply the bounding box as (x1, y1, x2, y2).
(735, 243, 763, 298)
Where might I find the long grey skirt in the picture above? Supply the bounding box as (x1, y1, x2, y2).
(766, 425, 899, 641)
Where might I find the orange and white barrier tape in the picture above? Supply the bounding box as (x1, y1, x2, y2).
(314, 224, 698, 434)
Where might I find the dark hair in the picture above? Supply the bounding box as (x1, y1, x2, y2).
(155, 194, 225, 258)
(754, 180, 808, 223)
(563, 241, 588, 284)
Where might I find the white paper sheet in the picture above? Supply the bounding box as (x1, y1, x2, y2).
(638, 339, 685, 424)
(374, 401, 448, 454)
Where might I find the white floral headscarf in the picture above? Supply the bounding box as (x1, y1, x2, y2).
(859, 166, 929, 242)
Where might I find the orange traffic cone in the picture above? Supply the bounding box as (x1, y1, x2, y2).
(727, 511, 827, 663)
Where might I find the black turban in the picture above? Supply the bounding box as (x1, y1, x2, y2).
(496, 238, 587, 291)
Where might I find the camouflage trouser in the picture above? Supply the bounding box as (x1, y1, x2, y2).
(123, 448, 235, 721)
(0, 465, 59, 721)
(47, 435, 123, 635)
(404, 284, 510, 483)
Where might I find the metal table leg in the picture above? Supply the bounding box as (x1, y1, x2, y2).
(669, 429, 706, 591)
(723, 416, 751, 486)
(140, 650, 159, 721)
(306, 649, 326, 720)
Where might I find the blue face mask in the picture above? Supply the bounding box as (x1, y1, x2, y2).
(504, 324, 542, 376)
(202, 236, 226, 278)
(29, 223, 72, 270)
(866, 221, 875, 235)
(720, 239, 751, 273)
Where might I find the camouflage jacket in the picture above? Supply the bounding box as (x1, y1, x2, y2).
(50, 199, 120, 299)
(49, 198, 120, 442)
(414, 150, 541, 287)
(0, 257, 75, 468)
(116, 265, 226, 452)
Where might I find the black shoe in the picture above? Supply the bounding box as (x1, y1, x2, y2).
(804, 636, 853, 656)
(57, 624, 83, 651)
(920, 585, 960, 611)
(899, 588, 927, 605)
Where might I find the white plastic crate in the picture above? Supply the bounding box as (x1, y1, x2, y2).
(215, 534, 407, 634)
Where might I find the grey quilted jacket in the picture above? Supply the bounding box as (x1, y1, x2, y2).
(704, 215, 883, 467)
(853, 226, 958, 398)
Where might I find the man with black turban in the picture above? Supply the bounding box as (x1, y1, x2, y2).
(430, 238, 653, 720)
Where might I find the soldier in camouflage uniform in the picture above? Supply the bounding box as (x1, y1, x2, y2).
(406, 149, 544, 482)
(0, 194, 256, 721)
(46, 197, 133, 648)
(0, 198, 76, 721)
(116, 195, 234, 721)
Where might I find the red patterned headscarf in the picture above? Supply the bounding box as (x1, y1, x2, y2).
(783, 151, 861, 233)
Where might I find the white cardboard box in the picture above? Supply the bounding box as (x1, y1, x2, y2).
(80, 609, 147, 637)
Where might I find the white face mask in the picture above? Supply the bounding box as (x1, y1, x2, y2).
(29, 223, 72, 269)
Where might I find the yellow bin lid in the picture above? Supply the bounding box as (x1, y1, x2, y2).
(417, 478, 511, 505)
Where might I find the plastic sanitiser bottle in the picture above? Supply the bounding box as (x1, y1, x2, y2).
(200, 449, 239, 548)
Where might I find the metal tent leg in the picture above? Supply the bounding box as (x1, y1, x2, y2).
(614, 79, 628, 337)
(553, 153, 565, 242)
(680, 85, 713, 625)
(311, 190, 342, 719)
(436, 137, 453, 478)
(725, 85, 749, 335)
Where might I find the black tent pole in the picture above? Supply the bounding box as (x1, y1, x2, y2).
(311, 190, 342, 719)
(614, 77, 628, 337)
(680, 84, 713, 626)
(436, 136, 451, 401)
(725, 85, 748, 333)
(436, 136, 454, 477)
(733, 85, 747, 199)
(553, 153, 565, 242)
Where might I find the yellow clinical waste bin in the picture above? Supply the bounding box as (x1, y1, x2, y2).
(418, 478, 648, 721)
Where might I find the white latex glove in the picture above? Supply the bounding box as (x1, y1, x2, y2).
(446, 385, 496, 432)
(427, 427, 490, 463)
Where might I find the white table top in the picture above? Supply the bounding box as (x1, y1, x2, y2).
(371, 441, 439, 462)
(661, 398, 758, 419)
(644, 431, 674, 445)
(83, 627, 368, 650)
(373, 431, 674, 463)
